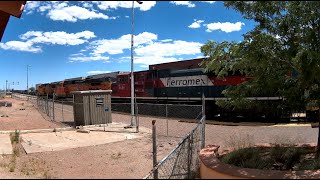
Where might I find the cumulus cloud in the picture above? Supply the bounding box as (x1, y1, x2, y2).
(134, 40, 202, 57)
(0, 30, 96, 53)
(170, 1, 216, 8)
(188, 19, 204, 28)
(87, 70, 111, 75)
(20, 31, 96, 45)
(0, 41, 42, 53)
(93, 1, 156, 11)
(200, 1, 215, 4)
(24, 1, 41, 14)
(205, 22, 245, 33)
(47, 5, 112, 22)
(88, 32, 157, 56)
(170, 1, 195, 8)
(69, 54, 110, 62)
(25, 1, 116, 22)
(70, 31, 203, 67)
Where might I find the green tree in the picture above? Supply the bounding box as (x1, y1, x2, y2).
(29, 87, 35, 92)
(201, 1, 320, 154)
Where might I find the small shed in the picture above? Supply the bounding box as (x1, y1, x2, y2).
(72, 90, 112, 126)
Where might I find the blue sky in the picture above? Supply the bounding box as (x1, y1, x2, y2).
(0, 1, 256, 90)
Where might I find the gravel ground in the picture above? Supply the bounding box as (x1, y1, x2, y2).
(0, 96, 319, 178)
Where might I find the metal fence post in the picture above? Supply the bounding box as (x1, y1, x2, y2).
(46, 93, 49, 116)
(188, 134, 193, 179)
(166, 104, 168, 136)
(62, 99, 64, 122)
(135, 94, 139, 133)
(152, 120, 158, 179)
(201, 93, 206, 149)
(52, 93, 55, 121)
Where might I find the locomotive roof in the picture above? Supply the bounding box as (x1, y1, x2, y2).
(149, 58, 207, 71)
(64, 77, 86, 81)
(86, 71, 119, 80)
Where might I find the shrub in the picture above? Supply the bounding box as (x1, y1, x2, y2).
(10, 130, 20, 144)
(270, 146, 305, 169)
(221, 147, 269, 169)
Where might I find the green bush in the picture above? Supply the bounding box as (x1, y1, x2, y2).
(221, 147, 269, 169)
(298, 159, 320, 170)
(222, 146, 307, 170)
(270, 146, 305, 169)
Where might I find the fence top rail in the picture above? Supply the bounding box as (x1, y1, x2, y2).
(111, 102, 202, 107)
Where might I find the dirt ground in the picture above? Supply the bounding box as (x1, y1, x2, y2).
(0, 97, 182, 179)
(0, 97, 65, 131)
(0, 95, 319, 179)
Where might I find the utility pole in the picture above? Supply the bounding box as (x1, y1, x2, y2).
(130, 1, 143, 127)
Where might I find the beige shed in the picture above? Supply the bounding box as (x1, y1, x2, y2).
(72, 90, 112, 126)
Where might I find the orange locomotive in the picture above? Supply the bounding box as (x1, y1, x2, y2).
(53, 73, 117, 98)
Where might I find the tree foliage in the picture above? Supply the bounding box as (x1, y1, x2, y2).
(201, 1, 320, 112)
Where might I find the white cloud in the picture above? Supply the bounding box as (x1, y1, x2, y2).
(188, 19, 204, 29)
(93, 1, 156, 11)
(47, 6, 112, 22)
(0, 41, 42, 53)
(200, 1, 215, 4)
(135, 40, 202, 57)
(25, 1, 41, 14)
(87, 70, 111, 75)
(160, 39, 173, 42)
(83, 2, 93, 9)
(205, 22, 245, 33)
(88, 32, 157, 56)
(25, 2, 116, 22)
(170, 1, 195, 8)
(69, 54, 110, 62)
(1, 30, 95, 53)
(70, 31, 203, 67)
(21, 31, 96, 45)
(170, 1, 216, 8)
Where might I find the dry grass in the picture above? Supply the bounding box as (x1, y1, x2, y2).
(270, 134, 306, 146)
(20, 158, 53, 178)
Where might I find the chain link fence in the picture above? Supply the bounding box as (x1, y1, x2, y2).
(13, 93, 207, 178)
(112, 103, 202, 119)
(144, 111, 206, 179)
(12, 93, 75, 126)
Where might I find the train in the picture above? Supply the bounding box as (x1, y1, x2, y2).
(33, 57, 311, 122)
(36, 58, 250, 99)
